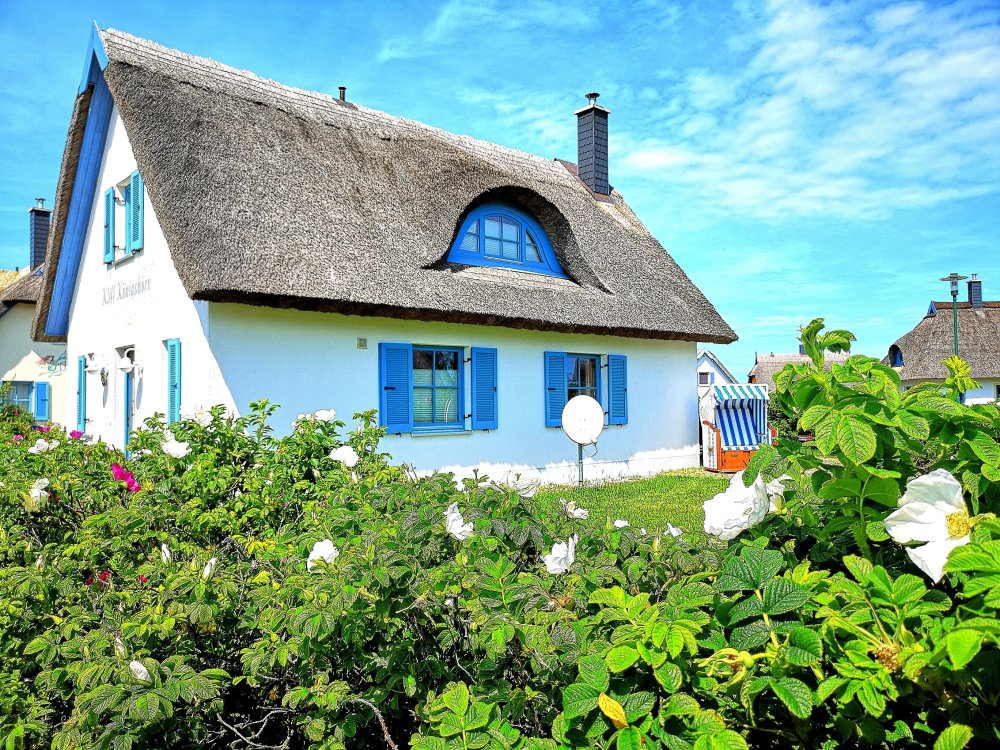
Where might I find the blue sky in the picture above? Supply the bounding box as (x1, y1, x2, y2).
(1, 0, 998, 378)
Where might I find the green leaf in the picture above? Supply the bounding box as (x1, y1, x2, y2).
(968, 431, 1000, 467)
(730, 620, 771, 651)
(562, 683, 600, 720)
(865, 521, 890, 541)
(605, 646, 640, 673)
(708, 729, 750, 750)
(761, 578, 811, 616)
(743, 444, 777, 484)
(945, 630, 983, 670)
(441, 682, 470, 717)
(616, 728, 642, 750)
(813, 413, 841, 454)
(934, 724, 973, 750)
(897, 411, 930, 441)
(862, 477, 900, 507)
(577, 655, 610, 692)
(716, 549, 784, 591)
(837, 415, 877, 464)
(769, 677, 813, 718)
(799, 405, 832, 431)
(786, 628, 822, 666)
(654, 662, 683, 693)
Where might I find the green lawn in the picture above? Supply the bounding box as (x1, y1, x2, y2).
(535, 468, 729, 534)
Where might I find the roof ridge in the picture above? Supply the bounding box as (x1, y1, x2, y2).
(99, 28, 572, 180)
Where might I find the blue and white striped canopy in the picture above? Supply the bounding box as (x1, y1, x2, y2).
(711, 385, 770, 450)
(712, 384, 769, 407)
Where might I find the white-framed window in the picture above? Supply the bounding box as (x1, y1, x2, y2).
(103, 171, 144, 263)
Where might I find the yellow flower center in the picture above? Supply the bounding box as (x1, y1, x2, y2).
(946, 511, 971, 539)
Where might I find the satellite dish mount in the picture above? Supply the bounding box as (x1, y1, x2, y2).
(561, 395, 604, 488)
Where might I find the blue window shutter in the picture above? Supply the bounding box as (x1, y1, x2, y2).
(103, 187, 115, 262)
(124, 183, 133, 256)
(34, 382, 50, 421)
(608, 354, 628, 425)
(77, 356, 87, 432)
(379, 342, 413, 433)
(471, 347, 498, 430)
(544, 351, 567, 427)
(166, 338, 182, 423)
(130, 171, 144, 253)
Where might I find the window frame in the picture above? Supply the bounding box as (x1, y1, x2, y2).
(104, 170, 144, 265)
(412, 345, 465, 433)
(544, 351, 628, 428)
(2, 381, 33, 412)
(566, 353, 602, 405)
(447, 204, 567, 278)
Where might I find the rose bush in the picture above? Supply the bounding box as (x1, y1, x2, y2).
(0, 319, 998, 750)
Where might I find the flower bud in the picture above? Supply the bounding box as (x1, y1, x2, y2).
(202, 557, 218, 581)
(35, 555, 45, 572)
(160, 543, 171, 565)
(129, 660, 150, 682)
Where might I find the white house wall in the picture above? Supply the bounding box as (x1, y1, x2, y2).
(208, 304, 700, 484)
(901, 378, 1000, 406)
(63, 109, 222, 442)
(0, 303, 67, 421)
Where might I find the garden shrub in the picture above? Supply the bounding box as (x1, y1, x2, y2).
(0, 318, 998, 750)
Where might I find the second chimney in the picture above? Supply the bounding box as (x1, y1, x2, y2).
(29, 198, 51, 270)
(968, 274, 983, 309)
(575, 92, 611, 195)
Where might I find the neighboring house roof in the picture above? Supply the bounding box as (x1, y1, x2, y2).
(34, 28, 736, 345)
(696, 348, 738, 384)
(748, 351, 851, 391)
(885, 301, 1000, 380)
(0, 269, 21, 293)
(0, 266, 43, 321)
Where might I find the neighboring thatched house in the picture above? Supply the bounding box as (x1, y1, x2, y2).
(747, 348, 851, 392)
(884, 275, 999, 404)
(1, 201, 65, 420)
(32, 25, 735, 481)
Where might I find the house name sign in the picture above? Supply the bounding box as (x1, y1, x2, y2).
(102, 276, 152, 306)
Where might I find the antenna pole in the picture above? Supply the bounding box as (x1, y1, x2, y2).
(578, 443, 584, 488)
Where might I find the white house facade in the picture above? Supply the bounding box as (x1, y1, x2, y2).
(34, 27, 736, 483)
(696, 348, 737, 400)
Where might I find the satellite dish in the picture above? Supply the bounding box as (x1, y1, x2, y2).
(562, 395, 604, 445)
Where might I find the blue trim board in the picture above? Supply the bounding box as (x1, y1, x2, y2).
(78, 23, 109, 94)
(447, 203, 568, 279)
(46, 31, 113, 338)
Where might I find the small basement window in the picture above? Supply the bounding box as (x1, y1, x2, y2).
(447, 204, 566, 278)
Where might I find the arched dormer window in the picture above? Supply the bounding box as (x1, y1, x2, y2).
(447, 204, 567, 278)
(889, 345, 903, 367)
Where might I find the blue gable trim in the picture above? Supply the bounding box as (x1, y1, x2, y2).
(46, 27, 113, 339)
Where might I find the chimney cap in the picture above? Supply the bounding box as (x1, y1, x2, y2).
(338, 86, 347, 102)
(574, 91, 611, 115)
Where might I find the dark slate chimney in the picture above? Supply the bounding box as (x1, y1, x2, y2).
(29, 198, 51, 270)
(968, 274, 983, 309)
(575, 92, 610, 195)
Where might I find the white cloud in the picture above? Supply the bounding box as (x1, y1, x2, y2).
(378, 0, 599, 62)
(616, 0, 1000, 220)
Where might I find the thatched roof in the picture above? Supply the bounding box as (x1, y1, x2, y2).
(0, 267, 43, 321)
(0, 269, 20, 293)
(885, 301, 1000, 380)
(34, 29, 735, 344)
(748, 351, 851, 391)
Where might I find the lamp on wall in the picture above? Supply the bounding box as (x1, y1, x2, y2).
(85, 353, 110, 388)
(117, 347, 143, 378)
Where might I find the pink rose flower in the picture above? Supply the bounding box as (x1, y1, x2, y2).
(36, 425, 51, 433)
(69, 430, 84, 439)
(12, 435, 23, 444)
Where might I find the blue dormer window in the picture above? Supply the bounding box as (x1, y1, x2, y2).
(447, 204, 566, 278)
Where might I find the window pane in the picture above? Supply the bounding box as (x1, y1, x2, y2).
(413, 389, 433, 423)
(525, 233, 542, 262)
(566, 356, 580, 388)
(579, 357, 598, 389)
(484, 216, 502, 238)
(459, 221, 479, 252)
(501, 217, 519, 240)
(413, 350, 433, 386)
(435, 388, 460, 422)
(501, 240, 519, 260)
(484, 236, 501, 257)
(435, 351, 459, 386)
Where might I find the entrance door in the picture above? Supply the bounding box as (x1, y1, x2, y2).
(123, 369, 134, 449)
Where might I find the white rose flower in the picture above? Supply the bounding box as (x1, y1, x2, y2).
(28, 438, 58, 454)
(884, 469, 972, 583)
(703, 470, 771, 541)
(444, 502, 474, 541)
(765, 474, 793, 512)
(160, 543, 171, 565)
(666, 523, 684, 537)
(163, 438, 191, 458)
(502, 472, 540, 498)
(543, 534, 578, 574)
(115, 637, 126, 658)
(194, 410, 213, 427)
(202, 557, 218, 581)
(129, 660, 150, 681)
(307, 539, 340, 572)
(560, 499, 590, 520)
(329, 445, 359, 468)
(314, 408, 337, 422)
(613, 519, 629, 528)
